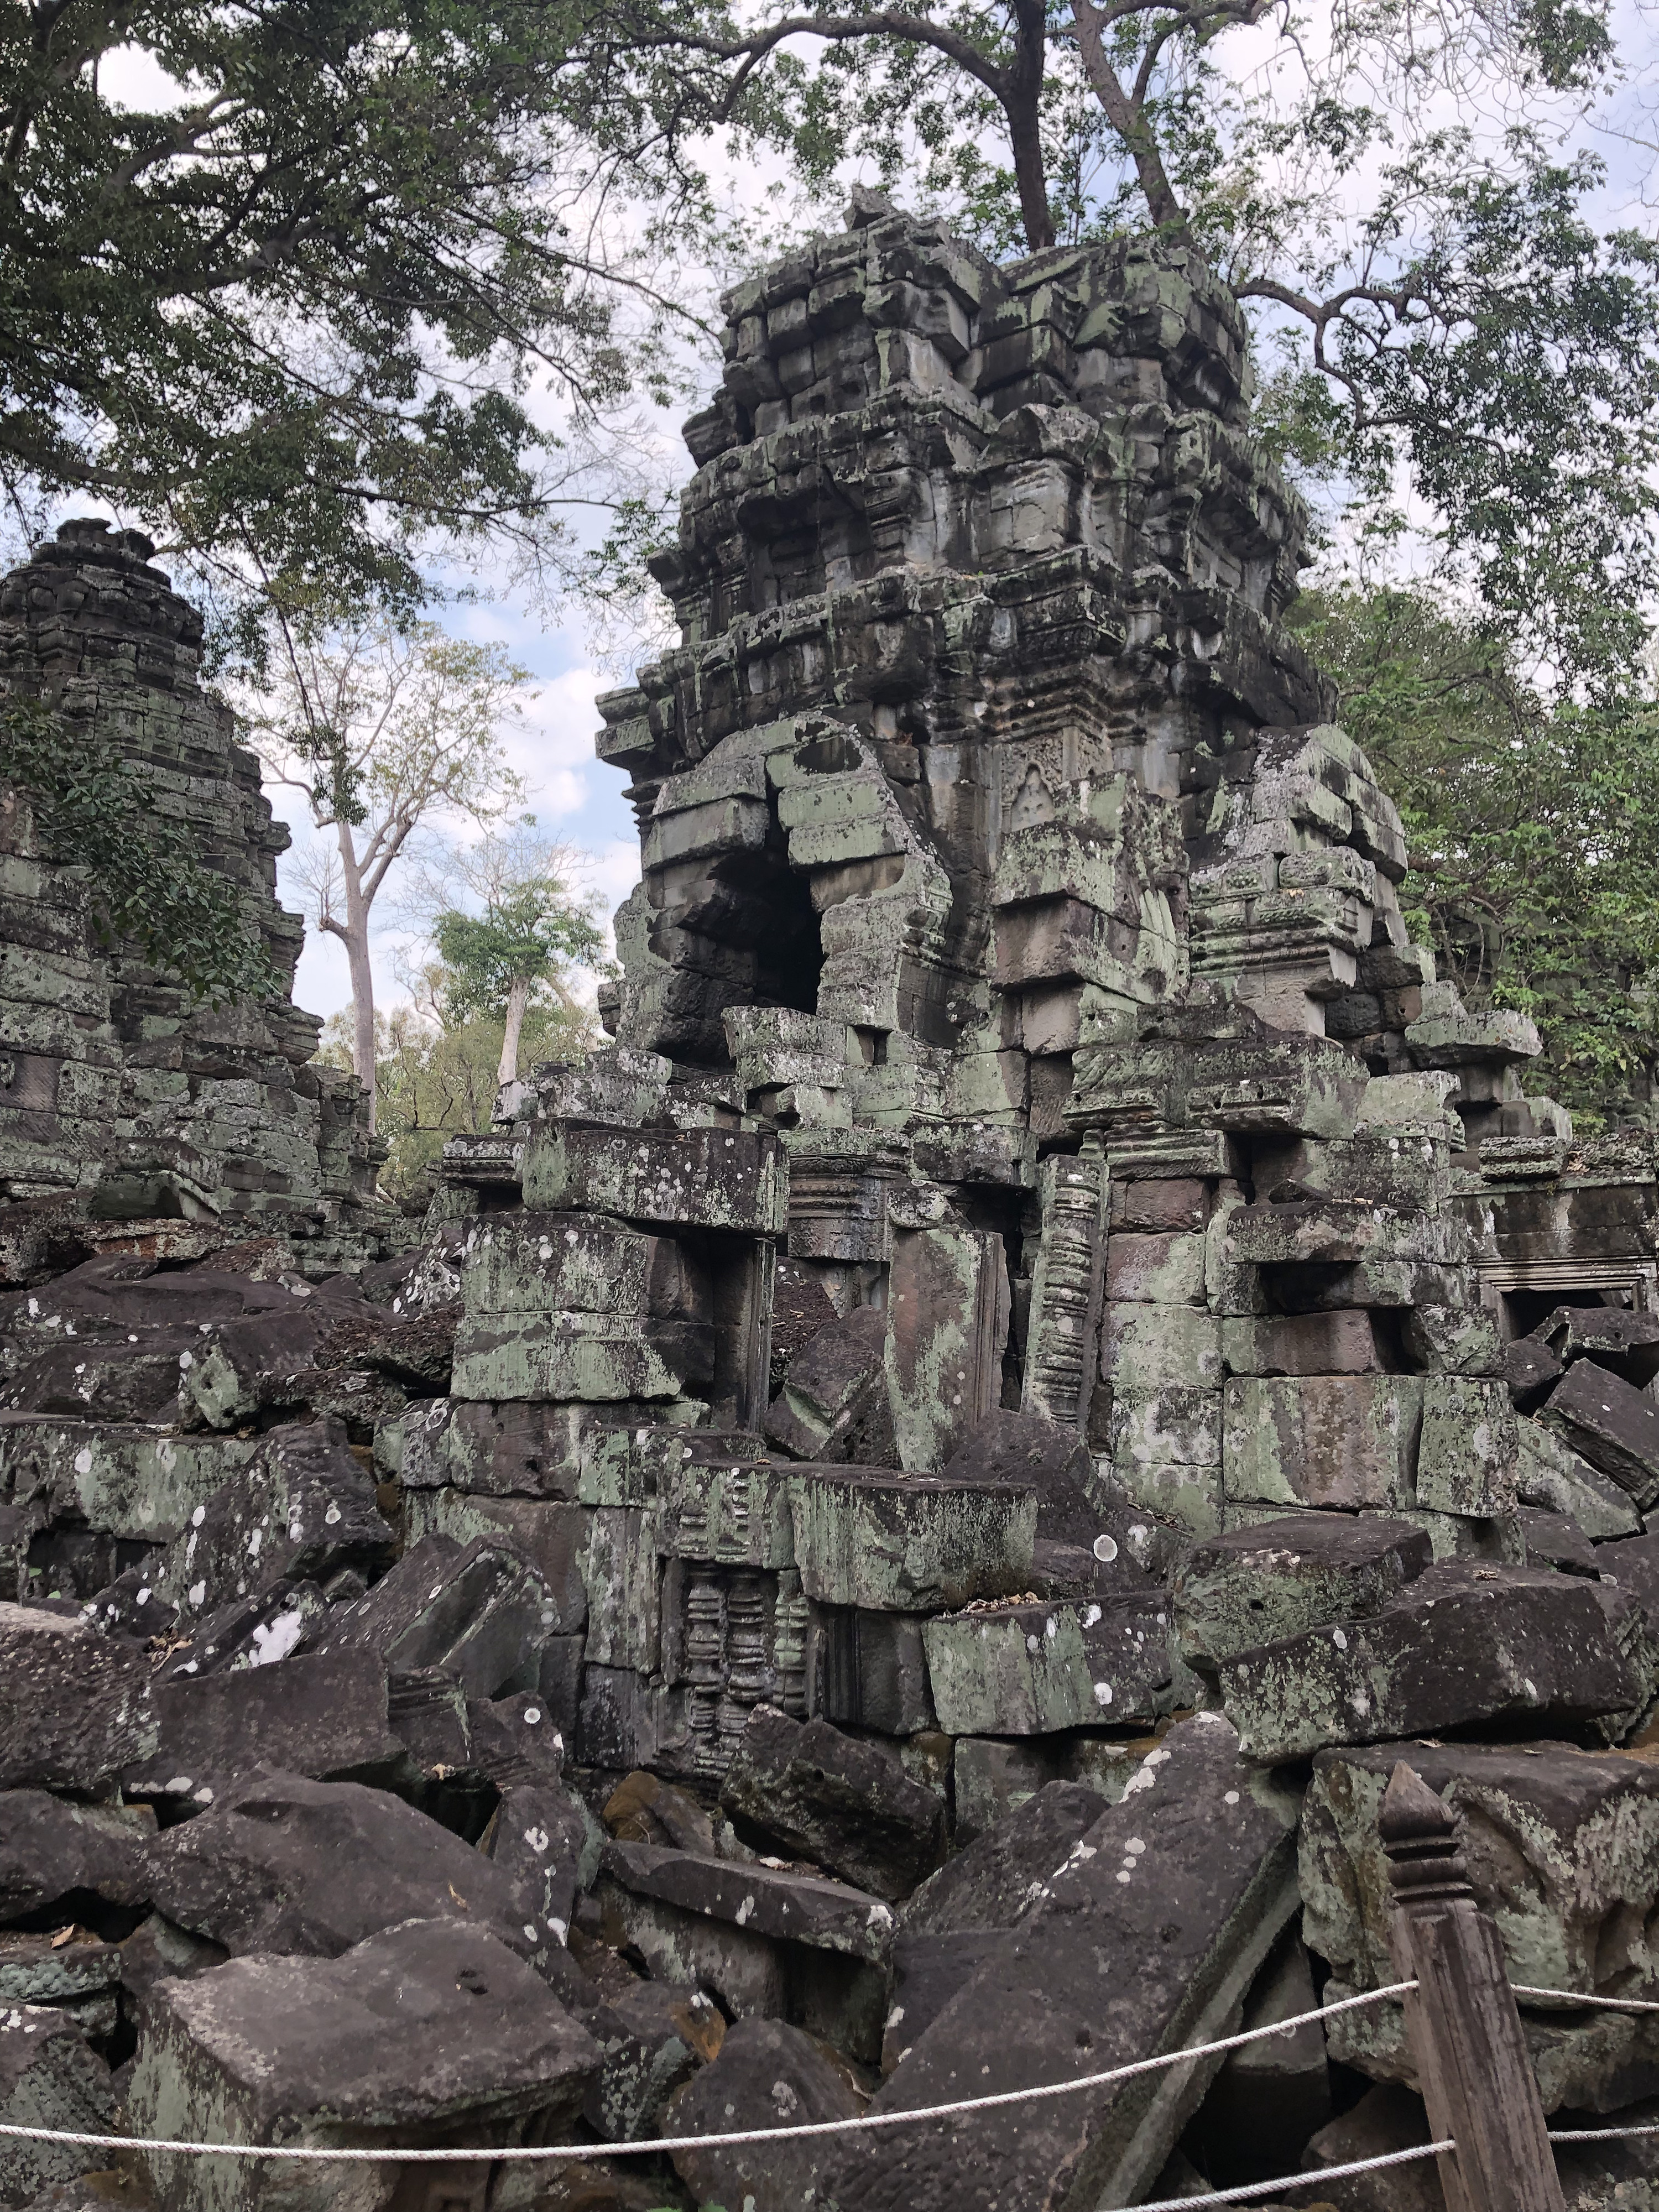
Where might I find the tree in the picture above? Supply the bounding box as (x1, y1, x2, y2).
(324, 968, 604, 1210)
(251, 617, 525, 1128)
(632, 0, 1659, 685)
(422, 825, 610, 1087)
(0, 1, 727, 647)
(1290, 582, 1659, 1127)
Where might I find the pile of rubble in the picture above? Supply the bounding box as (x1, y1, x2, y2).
(2, 192, 1659, 2212)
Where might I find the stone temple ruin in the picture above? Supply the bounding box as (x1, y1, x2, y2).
(0, 198, 1658, 2211)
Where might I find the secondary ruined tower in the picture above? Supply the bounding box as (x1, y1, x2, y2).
(0, 519, 384, 1263)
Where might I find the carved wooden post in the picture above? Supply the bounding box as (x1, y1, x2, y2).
(1380, 1760, 1565, 2212)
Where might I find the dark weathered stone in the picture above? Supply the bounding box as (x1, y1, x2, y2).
(124, 1648, 404, 1806)
(478, 1782, 590, 1945)
(1172, 1513, 1432, 1667)
(666, 2016, 864, 2212)
(767, 1305, 888, 1460)
(145, 1769, 565, 1969)
(0, 2004, 116, 2207)
(309, 1529, 565, 1696)
(1540, 1359, 1659, 1509)
(885, 1780, 1110, 2074)
(1504, 1334, 1566, 1412)
(1540, 1305, 1659, 1387)
(0, 1791, 153, 1923)
(599, 1838, 896, 1965)
(719, 1704, 944, 1898)
(1218, 1563, 1636, 1761)
(127, 1918, 599, 2212)
(1516, 1505, 1599, 1577)
(153, 1578, 330, 1679)
(811, 1713, 1301, 2212)
(1184, 1930, 1331, 2188)
(941, 1408, 1104, 1548)
(0, 1604, 156, 1791)
(146, 1418, 393, 1629)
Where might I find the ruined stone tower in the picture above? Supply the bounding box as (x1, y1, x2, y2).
(419, 197, 1658, 1790)
(0, 518, 384, 1260)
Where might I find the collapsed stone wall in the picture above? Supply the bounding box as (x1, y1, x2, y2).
(0, 518, 386, 1271)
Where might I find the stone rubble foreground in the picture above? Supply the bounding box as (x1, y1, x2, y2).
(0, 192, 1657, 2210)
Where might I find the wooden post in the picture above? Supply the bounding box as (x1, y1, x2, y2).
(1380, 1760, 1565, 2212)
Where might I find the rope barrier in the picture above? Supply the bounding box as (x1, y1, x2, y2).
(1133, 2141, 1455, 2212)
(1511, 1984, 1659, 2013)
(0, 1979, 1419, 2167)
(1550, 2122, 1659, 2143)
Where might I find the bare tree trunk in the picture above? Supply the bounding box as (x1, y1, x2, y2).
(1007, 0, 1055, 249)
(336, 823, 379, 1133)
(497, 973, 532, 1087)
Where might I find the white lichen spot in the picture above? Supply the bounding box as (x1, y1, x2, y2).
(187, 1581, 206, 1609)
(1332, 1627, 1348, 1651)
(73, 1447, 92, 1477)
(1093, 1682, 1114, 1707)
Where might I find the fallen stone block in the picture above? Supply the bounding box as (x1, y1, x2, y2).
(766, 1305, 888, 1459)
(599, 1839, 895, 1966)
(309, 1531, 566, 1698)
(124, 1647, 405, 1807)
(885, 1780, 1110, 2073)
(666, 2016, 864, 2212)
(0, 1417, 255, 1550)
(585, 1974, 719, 2144)
(787, 1466, 1034, 1611)
(950, 1736, 1152, 1841)
(145, 1418, 392, 1629)
(178, 1307, 327, 1430)
(0, 1605, 156, 1791)
(719, 1705, 943, 1898)
(812, 1713, 1300, 2212)
(146, 1770, 566, 1969)
(1302, 1739, 1659, 2111)
(153, 1578, 329, 1679)
(1172, 1513, 1432, 1667)
(922, 1594, 1172, 1734)
(450, 1310, 716, 1402)
(1302, 2081, 1441, 2212)
(1540, 1305, 1659, 1387)
(1218, 1563, 1636, 1760)
(602, 1770, 716, 1853)
(0, 2004, 116, 2207)
(941, 1410, 1120, 1551)
(1504, 1333, 1565, 1412)
(1516, 1416, 1640, 1539)
(0, 1928, 122, 2041)
(400, 1491, 589, 1639)
(127, 1918, 599, 2211)
(1517, 1505, 1600, 1577)
(1540, 1357, 1659, 1508)
(0, 1792, 153, 1924)
(479, 1782, 589, 1946)
(596, 1835, 891, 2065)
(657, 1452, 796, 1567)
(4, 1332, 201, 1424)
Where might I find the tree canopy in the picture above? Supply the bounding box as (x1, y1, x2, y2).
(0, 1, 726, 649)
(1291, 582, 1659, 1128)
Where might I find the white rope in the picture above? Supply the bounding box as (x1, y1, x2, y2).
(1131, 2140, 1455, 2211)
(0, 1980, 1417, 2166)
(1512, 1984, 1659, 2013)
(1550, 2122, 1659, 2144)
